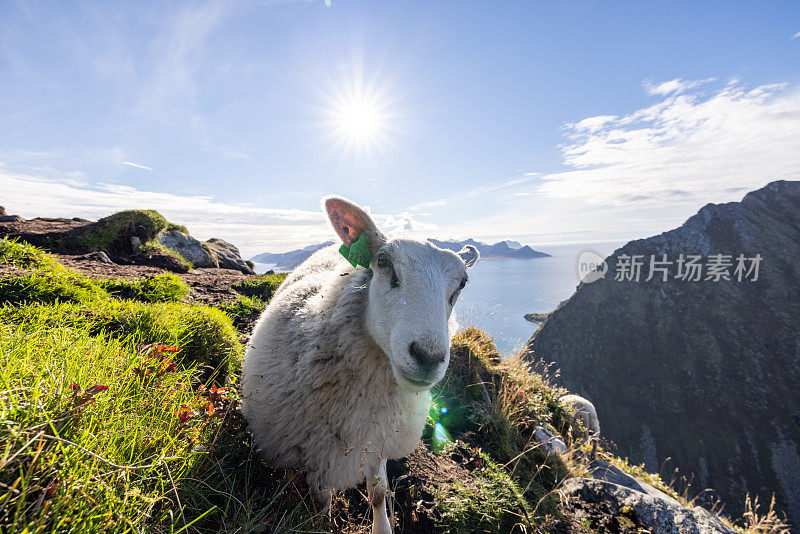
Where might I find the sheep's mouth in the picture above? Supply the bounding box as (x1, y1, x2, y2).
(399, 374, 435, 389)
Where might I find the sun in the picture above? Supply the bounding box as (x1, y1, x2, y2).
(337, 101, 380, 140)
(317, 67, 398, 161)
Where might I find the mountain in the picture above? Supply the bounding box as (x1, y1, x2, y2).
(250, 241, 334, 270)
(523, 180, 800, 526)
(427, 238, 550, 259)
(252, 238, 550, 270)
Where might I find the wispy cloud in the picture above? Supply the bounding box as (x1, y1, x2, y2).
(121, 161, 154, 171)
(539, 80, 800, 206)
(408, 175, 538, 212)
(642, 77, 716, 96)
(792, 30, 800, 40)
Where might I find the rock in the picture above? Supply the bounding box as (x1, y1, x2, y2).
(561, 477, 735, 534)
(0, 215, 24, 223)
(157, 230, 217, 268)
(524, 180, 800, 523)
(589, 458, 681, 506)
(88, 251, 114, 264)
(0, 206, 5, 216)
(533, 426, 567, 455)
(266, 269, 275, 275)
(205, 238, 255, 274)
(72, 217, 90, 222)
(524, 313, 548, 324)
(130, 236, 142, 251)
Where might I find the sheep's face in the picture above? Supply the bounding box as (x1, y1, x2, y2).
(323, 195, 479, 392)
(366, 239, 475, 392)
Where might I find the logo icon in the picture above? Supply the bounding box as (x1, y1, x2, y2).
(577, 250, 608, 284)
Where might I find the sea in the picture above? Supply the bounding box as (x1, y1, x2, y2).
(253, 241, 623, 356)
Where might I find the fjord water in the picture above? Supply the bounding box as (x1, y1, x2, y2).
(255, 242, 623, 356)
(454, 242, 623, 355)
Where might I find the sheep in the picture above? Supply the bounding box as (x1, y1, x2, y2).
(241, 196, 479, 534)
(560, 394, 601, 441)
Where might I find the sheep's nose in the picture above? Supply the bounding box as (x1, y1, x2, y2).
(409, 342, 445, 371)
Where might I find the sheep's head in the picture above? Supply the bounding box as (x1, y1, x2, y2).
(324, 196, 479, 392)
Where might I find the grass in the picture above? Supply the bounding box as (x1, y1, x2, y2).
(218, 295, 267, 334)
(0, 238, 314, 533)
(434, 442, 533, 533)
(231, 273, 287, 301)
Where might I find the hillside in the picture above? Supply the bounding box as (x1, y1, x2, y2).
(524, 180, 800, 529)
(0, 208, 779, 533)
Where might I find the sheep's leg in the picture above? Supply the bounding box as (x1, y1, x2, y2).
(311, 486, 333, 517)
(367, 460, 392, 534)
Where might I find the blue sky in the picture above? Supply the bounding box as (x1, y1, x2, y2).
(1, 0, 799, 256)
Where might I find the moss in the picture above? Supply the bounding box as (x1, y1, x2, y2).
(232, 273, 287, 300)
(245, 259, 255, 269)
(434, 442, 533, 533)
(67, 210, 169, 253)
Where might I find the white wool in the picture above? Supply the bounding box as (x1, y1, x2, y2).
(560, 393, 601, 440)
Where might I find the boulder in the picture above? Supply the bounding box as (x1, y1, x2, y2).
(533, 426, 567, 455)
(0, 206, 5, 216)
(157, 230, 217, 268)
(561, 477, 736, 534)
(205, 238, 255, 274)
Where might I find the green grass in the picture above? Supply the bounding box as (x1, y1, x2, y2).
(219, 295, 267, 334)
(434, 442, 533, 533)
(0, 238, 312, 533)
(231, 273, 287, 301)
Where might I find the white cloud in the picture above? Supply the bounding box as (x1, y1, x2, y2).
(0, 168, 435, 257)
(539, 81, 800, 206)
(121, 161, 154, 171)
(642, 77, 716, 96)
(792, 30, 800, 40)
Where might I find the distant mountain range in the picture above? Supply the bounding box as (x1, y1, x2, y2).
(427, 238, 550, 260)
(251, 238, 549, 270)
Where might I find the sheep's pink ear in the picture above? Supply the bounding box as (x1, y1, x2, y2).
(322, 196, 386, 254)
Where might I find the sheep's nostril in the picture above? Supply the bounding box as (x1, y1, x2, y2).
(409, 342, 445, 367)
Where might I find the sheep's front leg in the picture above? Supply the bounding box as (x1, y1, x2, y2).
(367, 460, 392, 534)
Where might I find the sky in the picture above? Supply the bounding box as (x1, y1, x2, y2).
(1, 0, 799, 257)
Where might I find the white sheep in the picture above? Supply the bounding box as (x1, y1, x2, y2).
(241, 196, 479, 534)
(560, 393, 601, 441)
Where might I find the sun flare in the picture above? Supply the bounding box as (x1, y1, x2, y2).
(318, 69, 398, 160)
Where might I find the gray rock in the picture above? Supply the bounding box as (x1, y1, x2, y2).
(533, 426, 568, 455)
(589, 458, 681, 506)
(0, 206, 5, 217)
(205, 238, 254, 274)
(130, 236, 142, 251)
(561, 477, 736, 534)
(157, 230, 217, 268)
(0, 215, 24, 222)
(88, 251, 114, 264)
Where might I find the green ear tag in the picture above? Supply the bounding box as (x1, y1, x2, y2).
(347, 233, 372, 268)
(339, 244, 357, 267)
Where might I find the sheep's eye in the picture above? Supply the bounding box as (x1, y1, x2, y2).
(390, 273, 400, 289)
(450, 277, 468, 306)
(377, 254, 390, 268)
